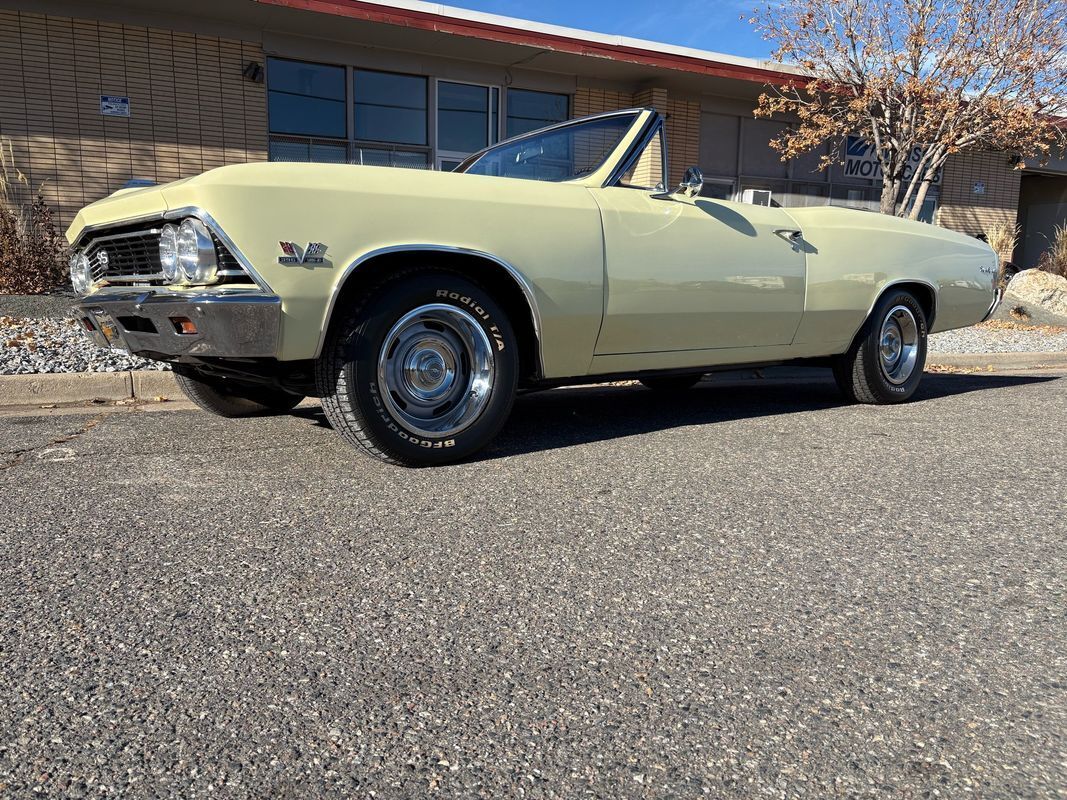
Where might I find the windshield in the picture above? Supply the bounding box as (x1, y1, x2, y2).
(458, 113, 638, 182)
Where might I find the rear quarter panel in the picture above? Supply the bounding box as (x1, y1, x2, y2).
(786, 207, 998, 348)
(159, 164, 606, 375)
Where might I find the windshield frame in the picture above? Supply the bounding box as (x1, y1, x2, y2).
(454, 108, 656, 186)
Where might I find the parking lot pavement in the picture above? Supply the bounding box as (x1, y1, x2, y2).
(1, 368, 1064, 798)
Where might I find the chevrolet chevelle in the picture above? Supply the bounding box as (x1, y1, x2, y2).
(68, 108, 999, 466)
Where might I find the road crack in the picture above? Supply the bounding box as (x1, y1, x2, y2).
(0, 413, 105, 472)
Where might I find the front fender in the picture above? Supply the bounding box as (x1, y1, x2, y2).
(160, 163, 606, 375)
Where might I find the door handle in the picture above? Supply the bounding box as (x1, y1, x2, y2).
(774, 229, 803, 243)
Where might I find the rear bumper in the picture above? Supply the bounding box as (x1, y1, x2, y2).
(76, 289, 281, 359)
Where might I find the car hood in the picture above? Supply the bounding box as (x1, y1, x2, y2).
(65, 177, 198, 245)
(64, 161, 554, 245)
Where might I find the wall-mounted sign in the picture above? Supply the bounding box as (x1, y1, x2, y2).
(972, 181, 986, 195)
(844, 135, 942, 185)
(100, 95, 130, 117)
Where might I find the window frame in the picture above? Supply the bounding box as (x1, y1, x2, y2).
(606, 117, 669, 192)
(455, 110, 642, 183)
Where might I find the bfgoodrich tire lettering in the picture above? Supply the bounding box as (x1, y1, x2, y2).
(834, 289, 928, 404)
(315, 269, 518, 466)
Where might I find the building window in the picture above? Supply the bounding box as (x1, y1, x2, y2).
(267, 57, 347, 140)
(353, 146, 430, 170)
(782, 182, 830, 207)
(699, 179, 735, 200)
(268, 136, 348, 164)
(506, 88, 569, 138)
(267, 64, 571, 171)
(437, 81, 500, 168)
(439, 82, 492, 153)
(829, 184, 879, 212)
(354, 70, 428, 146)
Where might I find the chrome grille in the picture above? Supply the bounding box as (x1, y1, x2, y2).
(86, 229, 163, 282)
(213, 233, 246, 277)
(81, 225, 250, 285)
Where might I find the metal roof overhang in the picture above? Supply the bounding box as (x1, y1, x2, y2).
(252, 0, 800, 84)
(244, 0, 804, 98)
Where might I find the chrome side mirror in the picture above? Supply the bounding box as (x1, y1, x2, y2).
(676, 166, 703, 198)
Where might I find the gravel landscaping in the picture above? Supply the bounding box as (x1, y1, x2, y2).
(929, 320, 1067, 354)
(0, 316, 168, 375)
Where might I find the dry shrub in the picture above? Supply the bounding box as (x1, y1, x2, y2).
(0, 138, 67, 294)
(1037, 221, 1067, 279)
(985, 221, 1019, 264)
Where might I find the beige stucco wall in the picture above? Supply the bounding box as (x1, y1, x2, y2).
(936, 151, 1022, 235)
(0, 9, 267, 229)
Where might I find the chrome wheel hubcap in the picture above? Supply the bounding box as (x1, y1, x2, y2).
(878, 305, 919, 385)
(378, 304, 494, 437)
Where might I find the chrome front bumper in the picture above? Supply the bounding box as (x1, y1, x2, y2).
(75, 289, 281, 359)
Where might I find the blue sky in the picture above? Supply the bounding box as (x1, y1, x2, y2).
(445, 0, 774, 59)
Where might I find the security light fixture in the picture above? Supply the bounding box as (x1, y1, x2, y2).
(243, 61, 264, 83)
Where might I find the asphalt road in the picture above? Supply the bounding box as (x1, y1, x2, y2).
(1, 368, 1065, 798)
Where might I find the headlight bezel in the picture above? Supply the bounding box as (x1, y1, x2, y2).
(176, 218, 218, 285)
(69, 251, 91, 295)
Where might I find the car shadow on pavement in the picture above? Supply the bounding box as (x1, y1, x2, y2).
(289, 369, 1057, 461)
(482, 368, 1057, 460)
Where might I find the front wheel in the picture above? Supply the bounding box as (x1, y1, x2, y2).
(174, 368, 303, 417)
(833, 289, 928, 404)
(315, 270, 519, 466)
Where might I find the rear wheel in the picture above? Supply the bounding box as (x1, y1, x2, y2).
(639, 374, 703, 392)
(174, 368, 303, 417)
(834, 289, 928, 404)
(315, 269, 518, 466)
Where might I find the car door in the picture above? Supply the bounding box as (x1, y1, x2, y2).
(588, 134, 807, 355)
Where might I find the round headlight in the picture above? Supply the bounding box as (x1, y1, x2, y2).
(176, 218, 218, 284)
(69, 251, 91, 295)
(159, 223, 180, 282)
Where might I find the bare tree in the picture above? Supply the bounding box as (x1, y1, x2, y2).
(750, 0, 1067, 219)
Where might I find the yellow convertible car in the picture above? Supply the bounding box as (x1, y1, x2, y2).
(68, 108, 1000, 466)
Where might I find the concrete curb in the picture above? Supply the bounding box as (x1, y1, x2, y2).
(926, 352, 1067, 369)
(0, 354, 1064, 407)
(0, 370, 177, 406)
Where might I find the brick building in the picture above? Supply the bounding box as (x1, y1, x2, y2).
(1, 0, 1064, 266)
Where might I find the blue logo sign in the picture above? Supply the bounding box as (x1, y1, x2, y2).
(845, 135, 871, 157)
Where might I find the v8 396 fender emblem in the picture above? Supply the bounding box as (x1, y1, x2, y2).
(279, 241, 327, 265)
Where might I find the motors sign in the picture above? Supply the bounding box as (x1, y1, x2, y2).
(844, 136, 942, 185)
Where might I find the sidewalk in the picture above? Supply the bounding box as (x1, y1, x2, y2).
(0, 370, 178, 406)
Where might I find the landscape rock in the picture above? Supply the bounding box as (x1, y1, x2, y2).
(1004, 269, 1067, 319)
